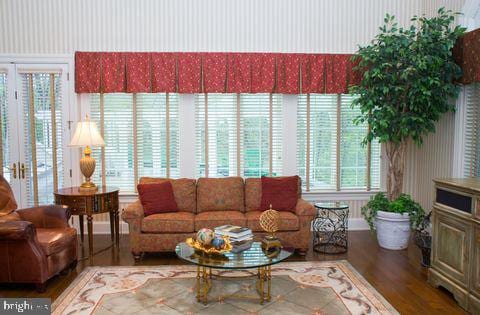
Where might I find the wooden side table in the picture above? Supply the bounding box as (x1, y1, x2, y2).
(54, 186, 120, 263)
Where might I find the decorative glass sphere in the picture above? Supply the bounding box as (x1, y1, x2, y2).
(196, 228, 215, 245)
(211, 237, 226, 250)
(259, 206, 280, 234)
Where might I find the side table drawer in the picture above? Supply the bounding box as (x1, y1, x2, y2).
(55, 196, 86, 214)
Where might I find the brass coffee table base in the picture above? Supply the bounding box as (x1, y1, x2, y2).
(196, 265, 272, 305)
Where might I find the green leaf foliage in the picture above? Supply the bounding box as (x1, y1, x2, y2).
(350, 8, 466, 146)
(361, 192, 426, 231)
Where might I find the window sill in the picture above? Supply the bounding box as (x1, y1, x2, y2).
(118, 189, 381, 204)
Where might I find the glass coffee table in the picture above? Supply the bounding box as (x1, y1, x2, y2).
(175, 241, 294, 305)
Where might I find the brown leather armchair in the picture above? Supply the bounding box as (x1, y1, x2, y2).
(0, 176, 77, 292)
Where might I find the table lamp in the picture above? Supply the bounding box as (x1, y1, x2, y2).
(69, 116, 105, 191)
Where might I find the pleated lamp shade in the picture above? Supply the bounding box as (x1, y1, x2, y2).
(69, 121, 105, 147)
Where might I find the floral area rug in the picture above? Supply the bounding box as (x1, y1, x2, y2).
(53, 261, 398, 315)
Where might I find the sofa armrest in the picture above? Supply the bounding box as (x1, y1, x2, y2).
(0, 221, 36, 241)
(122, 200, 144, 222)
(16, 205, 71, 228)
(295, 199, 316, 217)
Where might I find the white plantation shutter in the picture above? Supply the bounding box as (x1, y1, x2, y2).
(169, 94, 180, 178)
(136, 93, 180, 179)
(370, 137, 381, 189)
(195, 94, 238, 178)
(91, 93, 180, 193)
(195, 93, 282, 178)
(297, 93, 380, 191)
(297, 94, 337, 190)
(91, 93, 134, 192)
(340, 94, 367, 188)
(240, 94, 282, 177)
(271, 94, 283, 176)
(464, 83, 480, 177)
(0, 72, 8, 178)
(21, 73, 64, 205)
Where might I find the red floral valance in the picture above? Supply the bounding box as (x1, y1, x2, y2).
(75, 52, 361, 94)
(453, 28, 480, 85)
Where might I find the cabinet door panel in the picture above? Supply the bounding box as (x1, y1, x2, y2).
(471, 225, 480, 297)
(432, 209, 471, 286)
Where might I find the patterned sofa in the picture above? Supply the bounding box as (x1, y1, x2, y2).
(122, 176, 315, 260)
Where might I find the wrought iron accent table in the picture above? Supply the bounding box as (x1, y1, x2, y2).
(313, 202, 349, 254)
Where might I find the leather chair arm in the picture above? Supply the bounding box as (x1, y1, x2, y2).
(0, 221, 36, 240)
(16, 205, 71, 229)
(295, 199, 316, 217)
(122, 200, 144, 222)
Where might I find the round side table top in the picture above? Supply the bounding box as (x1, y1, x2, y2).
(54, 186, 119, 196)
(314, 202, 349, 210)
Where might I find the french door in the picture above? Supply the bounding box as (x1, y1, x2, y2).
(0, 63, 72, 207)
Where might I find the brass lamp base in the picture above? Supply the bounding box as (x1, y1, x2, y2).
(79, 181, 98, 192)
(79, 145, 98, 192)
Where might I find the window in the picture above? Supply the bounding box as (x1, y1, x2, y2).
(297, 94, 380, 191)
(90, 93, 179, 193)
(464, 83, 480, 177)
(195, 93, 282, 178)
(240, 94, 282, 177)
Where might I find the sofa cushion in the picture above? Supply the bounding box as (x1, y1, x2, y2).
(36, 227, 77, 256)
(139, 177, 196, 213)
(246, 211, 299, 232)
(142, 212, 194, 233)
(260, 176, 299, 212)
(138, 182, 179, 216)
(194, 211, 246, 231)
(197, 177, 244, 213)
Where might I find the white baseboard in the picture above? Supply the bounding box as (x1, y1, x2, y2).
(348, 218, 370, 230)
(72, 218, 370, 235)
(71, 221, 130, 235)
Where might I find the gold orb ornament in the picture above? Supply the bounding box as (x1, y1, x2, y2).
(259, 205, 280, 234)
(260, 205, 282, 253)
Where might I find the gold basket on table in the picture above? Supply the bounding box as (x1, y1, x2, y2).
(186, 235, 232, 256)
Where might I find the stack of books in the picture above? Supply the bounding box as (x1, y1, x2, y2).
(214, 225, 253, 253)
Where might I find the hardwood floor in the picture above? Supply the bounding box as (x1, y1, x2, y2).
(0, 231, 467, 314)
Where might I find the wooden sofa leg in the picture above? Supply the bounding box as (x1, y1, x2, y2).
(35, 283, 47, 293)
(132, 251, 142, 262)
(298, 249, 308, 256)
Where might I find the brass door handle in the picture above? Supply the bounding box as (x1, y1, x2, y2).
(20, 163, 27, 179)
(6, 163, 17, 179)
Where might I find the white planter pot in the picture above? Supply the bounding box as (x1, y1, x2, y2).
(375, 210, 411, 250)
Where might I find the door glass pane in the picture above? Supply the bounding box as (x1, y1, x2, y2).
(0, 72, 10, 181)
(22, 73, 64, 206)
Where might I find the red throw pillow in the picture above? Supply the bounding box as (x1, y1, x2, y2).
(260, 176, 299, 212)
(137, 182, 179, 216)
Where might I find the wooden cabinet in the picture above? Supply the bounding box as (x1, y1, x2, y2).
(429, 178, 480, 312)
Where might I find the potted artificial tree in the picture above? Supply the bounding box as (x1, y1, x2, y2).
(352, 8, 465, 250)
